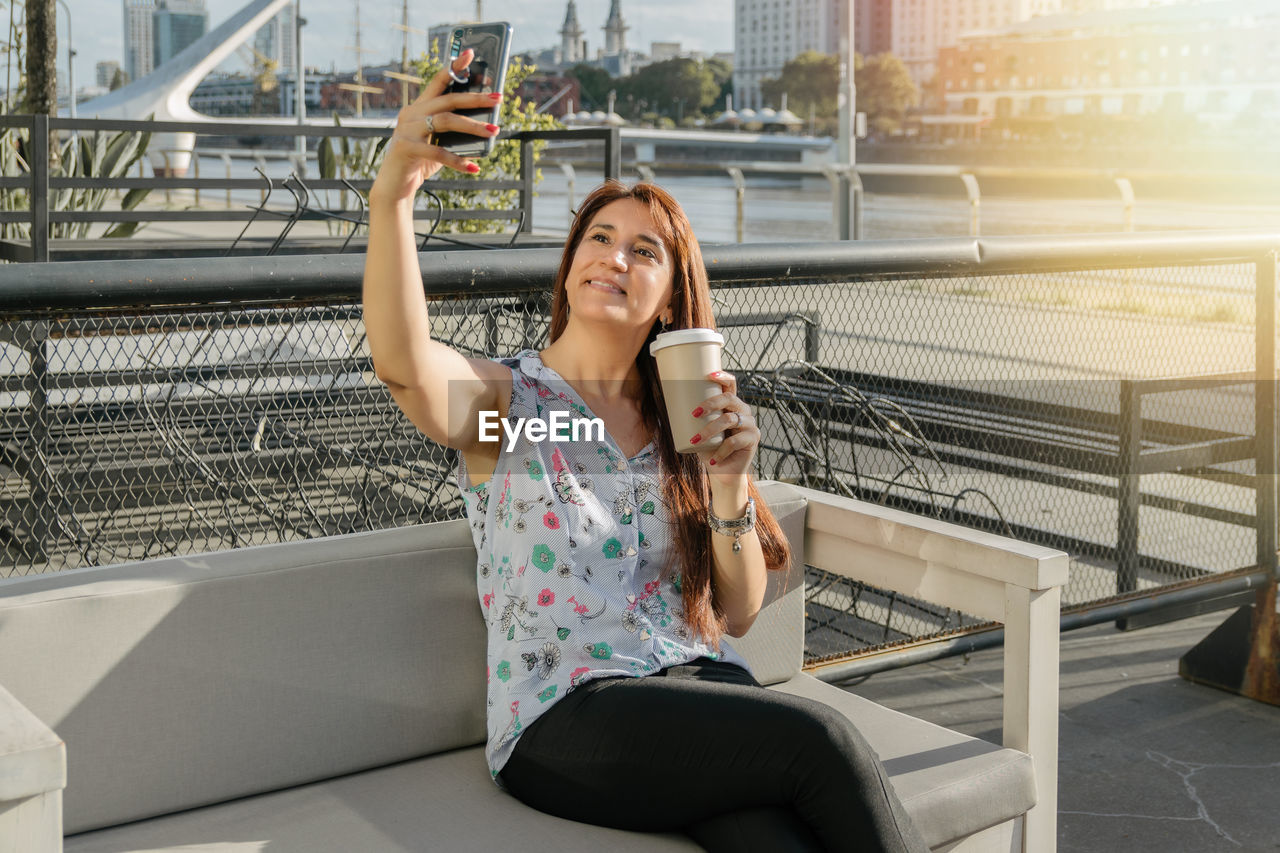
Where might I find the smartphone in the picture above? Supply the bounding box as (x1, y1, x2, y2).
(434, 22, 513, 158)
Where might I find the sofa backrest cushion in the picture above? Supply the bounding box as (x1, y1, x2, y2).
(0, 521, 486, 835)
(0, 481, 807, 835)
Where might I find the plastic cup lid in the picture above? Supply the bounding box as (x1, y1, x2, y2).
(649, 328, 724, 355)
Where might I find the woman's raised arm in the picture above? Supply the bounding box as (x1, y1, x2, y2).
(362, 49, 511, 453)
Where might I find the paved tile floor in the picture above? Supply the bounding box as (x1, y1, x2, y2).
(845, 610, 1280, 852)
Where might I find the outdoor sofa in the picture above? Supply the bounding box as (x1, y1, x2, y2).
(0, 480, 1067, 852)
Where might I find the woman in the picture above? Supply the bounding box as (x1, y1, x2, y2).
(363, 50, 929, 853)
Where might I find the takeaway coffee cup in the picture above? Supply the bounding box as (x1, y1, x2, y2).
(649, 329, 725, 454)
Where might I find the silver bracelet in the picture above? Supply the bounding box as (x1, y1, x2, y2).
(708, 497, 756, 553)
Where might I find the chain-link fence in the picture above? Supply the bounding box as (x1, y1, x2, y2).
(0, 234, 1276, 667)
(717, 262, 1274, 663)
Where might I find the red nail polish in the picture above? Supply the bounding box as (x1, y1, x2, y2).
(709, 459, 717, 465)
(488, 92, 504, 101)
(485, 123, 499, 133)
(466, 163, 480, 174)
(690, 435, 701, 445)
(692, 407, 704, 418)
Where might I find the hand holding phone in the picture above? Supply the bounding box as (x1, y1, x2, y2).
(373, 26, 513, 199)
(432, 22, 513, 158)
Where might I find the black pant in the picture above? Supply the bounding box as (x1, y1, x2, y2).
(498, 658, 930, 853)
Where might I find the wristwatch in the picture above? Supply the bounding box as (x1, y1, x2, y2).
(708, 497, 756, 553)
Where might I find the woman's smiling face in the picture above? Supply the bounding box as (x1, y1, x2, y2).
(565, 198, 674, 328)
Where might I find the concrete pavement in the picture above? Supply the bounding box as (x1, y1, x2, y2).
(846, 610, 1280, 852)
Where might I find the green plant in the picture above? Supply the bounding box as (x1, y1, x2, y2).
(0, 123, 154, 241)
(317, 51, 559, 235)
(53, 124, 154, 239)
(0, 126, 26, 241)
(0, 4, 153, 243)
(1, 1, 28, 241)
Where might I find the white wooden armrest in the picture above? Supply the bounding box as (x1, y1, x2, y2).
(797, 486, 1067, 604)
(792, 485, 1067, 853)
(0, 682, 65, 852)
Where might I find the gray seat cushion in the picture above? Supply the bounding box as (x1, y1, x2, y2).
(64, 672, 1034, 853)
(64, 746, 702, 853)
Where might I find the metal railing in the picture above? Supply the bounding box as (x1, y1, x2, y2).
(0, 231, 1276, 667)
(0, 116, 620, 261)
(592, 160, 1165, 243)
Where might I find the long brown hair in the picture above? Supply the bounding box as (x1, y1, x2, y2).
(548, 180, 791, 653)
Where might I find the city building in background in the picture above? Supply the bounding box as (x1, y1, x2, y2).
(649, 42, 682, 63)
(153, 0, 209, 69)
(319, 65, 407, 115)
(189, 71, 264, 114)
(514, 74, 580, 118)
(929, 0, 1279, 140)
(731, 0, 1239, 116)
(891, 0, 1061, 90)
(253, 4, 296, 71)
(517, 1, 642, 75)
(890, 0, 1215, 92)
(1058, 0, 1203, 11)
(733, 0, 894, 111)
(855, 0, 895, 58)
(560, 1, 586, 66)
(124, 0, 213, 83)
(600, 0, 630, 76)
(123, 0, 156, 82)
(190, 69, 321, 116)
(96, 60, 124, 89)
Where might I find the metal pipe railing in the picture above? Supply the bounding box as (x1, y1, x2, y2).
(599, 160, 1165, 241)
(0, 230, 1276, 310)
(809, 567, 1277, 683)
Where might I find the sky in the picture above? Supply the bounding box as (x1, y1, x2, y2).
(56, 0, 734, 91)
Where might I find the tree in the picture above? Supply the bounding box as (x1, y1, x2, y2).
(109, 67, 128, 91)
(619, 58, 716, 120)
(23, 0, 58, 169)
(760, 51, 837, 118)
(761, 50, 919, 136)
(22, 0, 55, 116)
(857, 52, 919, 136)
(564, 63, 613, 110)
(706, 56, 733, 110)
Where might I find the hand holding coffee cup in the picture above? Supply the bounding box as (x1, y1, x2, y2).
(689, 368, 758, 476)
(650, 330, 758, 475)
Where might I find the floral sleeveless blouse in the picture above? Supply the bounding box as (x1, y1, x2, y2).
(456, 349, 753, 788)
